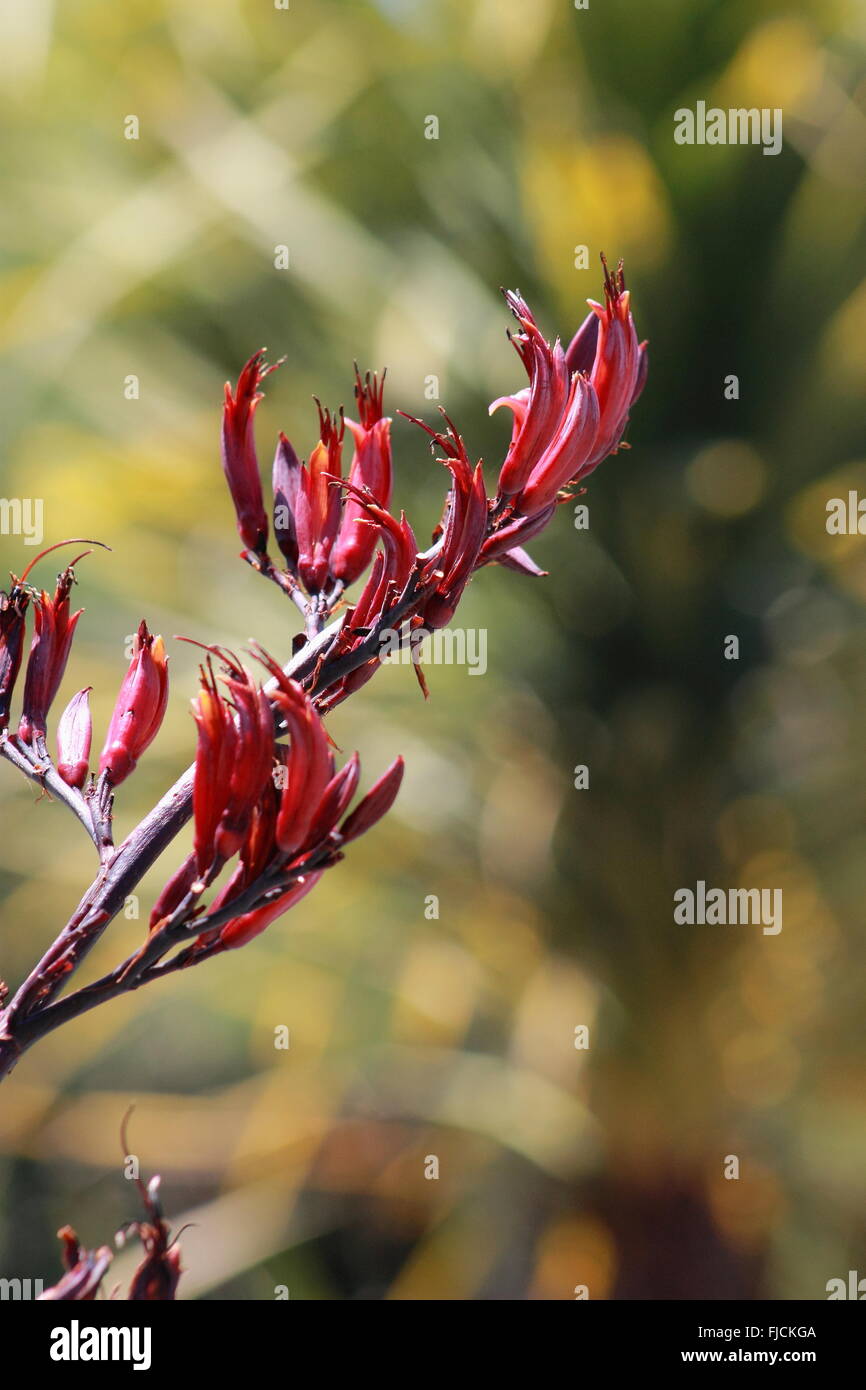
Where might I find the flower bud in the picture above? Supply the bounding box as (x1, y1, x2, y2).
(272, 432, 302, 572)
(56, 687, 92, 789)
(99, 621, 169, 785)
(222, 351, 280, 557)
(339, 756, 404, 843)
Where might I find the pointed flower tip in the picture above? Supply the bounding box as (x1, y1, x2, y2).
(339, 755, 405, 844)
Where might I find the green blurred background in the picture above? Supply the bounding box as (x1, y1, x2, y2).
(1, 0, 864, 1300)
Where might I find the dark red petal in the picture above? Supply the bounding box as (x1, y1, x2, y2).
(339, 756, 404, 843)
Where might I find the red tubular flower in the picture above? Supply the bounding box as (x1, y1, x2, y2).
(516, 371, 600, 516)
(410, 415, 488, 629)
(269, 371, 391, 597)
(294, 403, 346, 595)
(56, 687, 92, 790)
(0, 583, 29, 731)
(215, 754, 404, 950)
(303, 751, 360, 848)
(222, 350, 281, 558)
(490, 260, 646, 521)
(316, 501, 418, 711)
(218, 871, 323, 950)
(270, 677, 335, 857)
(491, 294, 570, 500)
(329, 367, 393, 586)
(190, 666, 237, 875)
(177, 658, 406, 951)
(99, 620, 169, 786)
(479, 502, 557, 568)
(190, 656, 275, 875)
(18, 562, 84, 744)
(339, 755, 404, 842)
(565, 255, 648, 471)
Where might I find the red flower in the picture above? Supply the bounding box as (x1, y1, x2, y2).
(339, 755, 404, 842)
(492, 296, 571, 501)
(268, 371, 392, 598)
(490, 260, 647, 519)
(56, 687, 92, 790)
(222, 351, 281, 558)
(215, 752, 404, 950)
(514, 370, 600, 516)
(316, 498, 417, 710)
(293, 403, 346, 596)
(18, 561, 84, 744)
(410, 414, 488, 629)
(565, 255, 647, 471)
(99, 620, 169, 785)
(172, 650, 406, 952)
(249, 657, 335, 857)
(329, 367, 393, 585)
(217, 871, 323, 950)
(190, 656, 274, 876)
(478, 503, 556, 569)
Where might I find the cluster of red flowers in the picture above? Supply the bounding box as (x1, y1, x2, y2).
(0, 260, 645, 967)
(0, 545, 168, 793)
(223, 357, 393, 603)
(148, 647, 404, 954)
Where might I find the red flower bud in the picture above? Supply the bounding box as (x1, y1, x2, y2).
(99, 621, 169, 785)
(218, 871, 322, 950)
(339, 756, 404, 843)
(304, 752, 360, 850)
(222, 351, 281, 557)
(272, 432, 302, 572)
(56, 687, 92, 790)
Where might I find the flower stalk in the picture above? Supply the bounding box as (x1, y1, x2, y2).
(0, 259, 646, 1083)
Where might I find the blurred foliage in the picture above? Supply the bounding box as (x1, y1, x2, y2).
(0, 0, 865, 1300)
